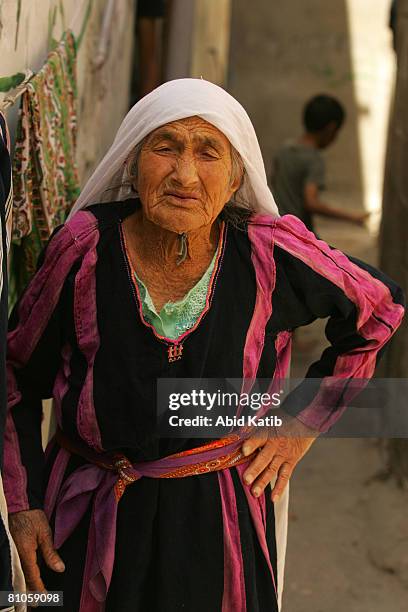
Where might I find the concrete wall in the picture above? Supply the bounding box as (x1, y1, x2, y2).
(165, 0, 195, 81)
(190, 0, 231, 85)
(228, 0, 394, 226)
(165, 0, 231, 86)
(0, 0, 136, 184)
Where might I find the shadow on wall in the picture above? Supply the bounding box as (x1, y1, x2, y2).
(227, 0, 364, 214)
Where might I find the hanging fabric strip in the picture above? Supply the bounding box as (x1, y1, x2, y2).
(10, 30, 80, 306)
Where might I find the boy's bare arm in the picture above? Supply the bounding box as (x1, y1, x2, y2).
(304, 182, 369, 224)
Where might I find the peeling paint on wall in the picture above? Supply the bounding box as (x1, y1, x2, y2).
(1, 0, 135, 185)
(77, 0, 93, 49)
(59, 0, 66, 30)
(14, 0, 22, 51)
(0, 1, 3, 41)
(48, 4, 58, 51)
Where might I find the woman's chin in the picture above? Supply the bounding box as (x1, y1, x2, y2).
(149, 211, 207, 234)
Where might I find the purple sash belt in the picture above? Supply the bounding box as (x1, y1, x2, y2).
(44, 430, 277, 611)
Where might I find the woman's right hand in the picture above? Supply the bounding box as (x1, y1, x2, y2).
(8, 509, 65, 592)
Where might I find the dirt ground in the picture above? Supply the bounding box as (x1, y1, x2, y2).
(282, 217, 408, 612)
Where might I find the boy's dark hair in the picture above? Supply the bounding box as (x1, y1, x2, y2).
(303, 94, 345, 132)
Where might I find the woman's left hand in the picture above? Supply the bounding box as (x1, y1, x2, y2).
(241, 418, 319, 502)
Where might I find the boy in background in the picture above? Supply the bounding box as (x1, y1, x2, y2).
(271, 94, 368, 234)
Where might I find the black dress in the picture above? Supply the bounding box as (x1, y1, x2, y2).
(3, 200, 404, 611)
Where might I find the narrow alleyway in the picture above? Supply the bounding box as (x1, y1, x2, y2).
(228, 1, 408, 609)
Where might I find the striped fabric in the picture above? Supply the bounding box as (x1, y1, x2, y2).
(10, 31, 79, 306)
(0, 111, 12, 465)
(0, 112, 12, 303)
(0, 111, 18, 606)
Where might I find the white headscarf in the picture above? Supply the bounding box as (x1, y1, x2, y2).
(68, 78, 279, 219)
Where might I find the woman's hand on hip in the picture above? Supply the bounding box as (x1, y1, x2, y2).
(241, 418, 318, 502)
(8, 509, 65, 592)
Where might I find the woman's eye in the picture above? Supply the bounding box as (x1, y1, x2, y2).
(156, 146, 172, 153)
(201, 151, 218, 160)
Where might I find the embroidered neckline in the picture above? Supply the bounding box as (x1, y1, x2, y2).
(120, 221, 227, 346)
(133, 252, 217, 340)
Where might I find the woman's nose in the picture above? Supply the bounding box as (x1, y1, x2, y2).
(173, 155, 199, 186)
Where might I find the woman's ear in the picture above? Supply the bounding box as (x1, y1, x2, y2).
(126, 153, 139, 192)
(229, 147, 245, 194)
(125, 141, 144, 192)
(231, 169, 244, 193)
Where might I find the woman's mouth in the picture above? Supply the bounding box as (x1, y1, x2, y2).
(164, 191, 200, 202)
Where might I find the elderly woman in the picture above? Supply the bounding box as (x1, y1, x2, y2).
(3, 80, 404, 612)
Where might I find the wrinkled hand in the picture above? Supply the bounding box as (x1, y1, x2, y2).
(8, 509, 65, 592)
(242, 418, 318, 502)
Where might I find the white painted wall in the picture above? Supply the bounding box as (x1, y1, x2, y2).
(0, 0, 136, 184)
(345, 0, 395, 220)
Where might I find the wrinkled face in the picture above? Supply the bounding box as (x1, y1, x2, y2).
(135, 116, 241, 233)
